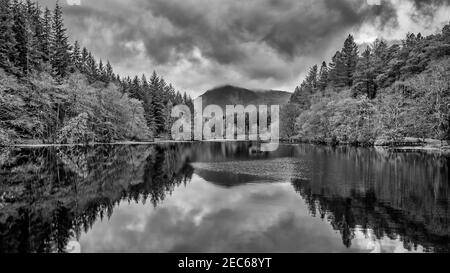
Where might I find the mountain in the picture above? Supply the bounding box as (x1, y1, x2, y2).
(199, 85, 291, 109)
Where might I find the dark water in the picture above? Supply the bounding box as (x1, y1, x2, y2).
(0, 143, 448, 253)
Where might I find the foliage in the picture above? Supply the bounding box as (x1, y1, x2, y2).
(394, 59, 450, 140)
(57, 112, 91, 144)
(280, 103, 302, 140)
(60, 73, 153, 143)
(295, 91, 377, 144)
(0, 127, 11, 146)
(291, 23, 450, 144)
(0, 0, 191, 144)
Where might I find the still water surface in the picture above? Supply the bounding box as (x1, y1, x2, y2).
(0, 143, 448, 253)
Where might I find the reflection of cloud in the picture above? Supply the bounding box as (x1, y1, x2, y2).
(79, 175, 421, 253)
(66, 241, 81, 253)
(351, 228, 425, 253)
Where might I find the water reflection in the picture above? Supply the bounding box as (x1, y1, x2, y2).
(0, 143, 448, 253)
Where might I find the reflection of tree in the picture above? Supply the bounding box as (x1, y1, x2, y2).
(128, 145, 194, 207)
(0, 144, 193, 253)
(291, 145, 449, 252)
(188, 142, 272, 162)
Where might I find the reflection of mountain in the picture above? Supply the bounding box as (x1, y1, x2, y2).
(186, 142, 303, 163)
(200, 85, 291, 109)
(0, 144, 193, 253)
(194, 168, 272, 187)
(192, 158, 310, 186)
(289, 145, 449, 252)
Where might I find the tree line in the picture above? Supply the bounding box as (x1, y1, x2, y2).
(0, 0, 193, 145)
(284, 24, 450, 145)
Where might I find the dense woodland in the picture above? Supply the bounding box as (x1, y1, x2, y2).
(0, 0, 193, 145)
(284, 24, 450, 145)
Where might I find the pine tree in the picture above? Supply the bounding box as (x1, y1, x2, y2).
(143, 98, 156, 134)
(290, 83, 311, 110)
(124, 76, 132, 91)
(185, 93, 194, 111)
(129, 75, 141, 100)
(140, 74, 148, 92)
(341, 34, 359, 86)
(0, 0, 17, 73)
(159, 77, 168, 103)
(443, 23, 450, 43)
(352, 46, 376, 99)
(12, 0, 35, 75)
(165, 83, 176, 104)
(403, 32, 417, 48)
(105, 60, 113, 81)
(71, 40, 81, 71)
(120, 76, 128, 92)
(51, 1, 71, 78)
(164, 100, 174, 135)
(372, 39, 389, 88)
(98, 59, 107, 81)
(174, 91, 183, 105)
(149, 71, 165, 134)
(86, 52, 97, 81)
(290, 86, 301, 104)
(183, 91, 188, 104)
(328, 51, 346, 88)
(317, 61, 328, 92)
(41, 6, 52, 64)
(80, 47, 88, 73)
(28, 0, 44, 70)
(25, 0, 33, 14)
(306, 65, 318, 91)
(138, 74, 155, 132)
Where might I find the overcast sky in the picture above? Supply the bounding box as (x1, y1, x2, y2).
(36, 0, 450, 97)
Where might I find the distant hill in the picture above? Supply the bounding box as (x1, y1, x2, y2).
(199, 85, 291, 109)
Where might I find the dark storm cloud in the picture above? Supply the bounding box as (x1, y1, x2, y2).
(142, 0, 250, 64)
(409, 0, 450, 20)
(142, 0, 401, 62)
(36, 0, 450, 93)
(263, 0, 399, 58)
(411, 0, 449, 11)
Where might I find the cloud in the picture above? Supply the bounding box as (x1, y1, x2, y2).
(66, 0, 81, 6)
(36, 0, 450, 96)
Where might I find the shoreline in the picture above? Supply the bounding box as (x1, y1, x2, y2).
(0, 138, 450, 155)
(280, 138, 450, 155)
(1, 139, 263, 148)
